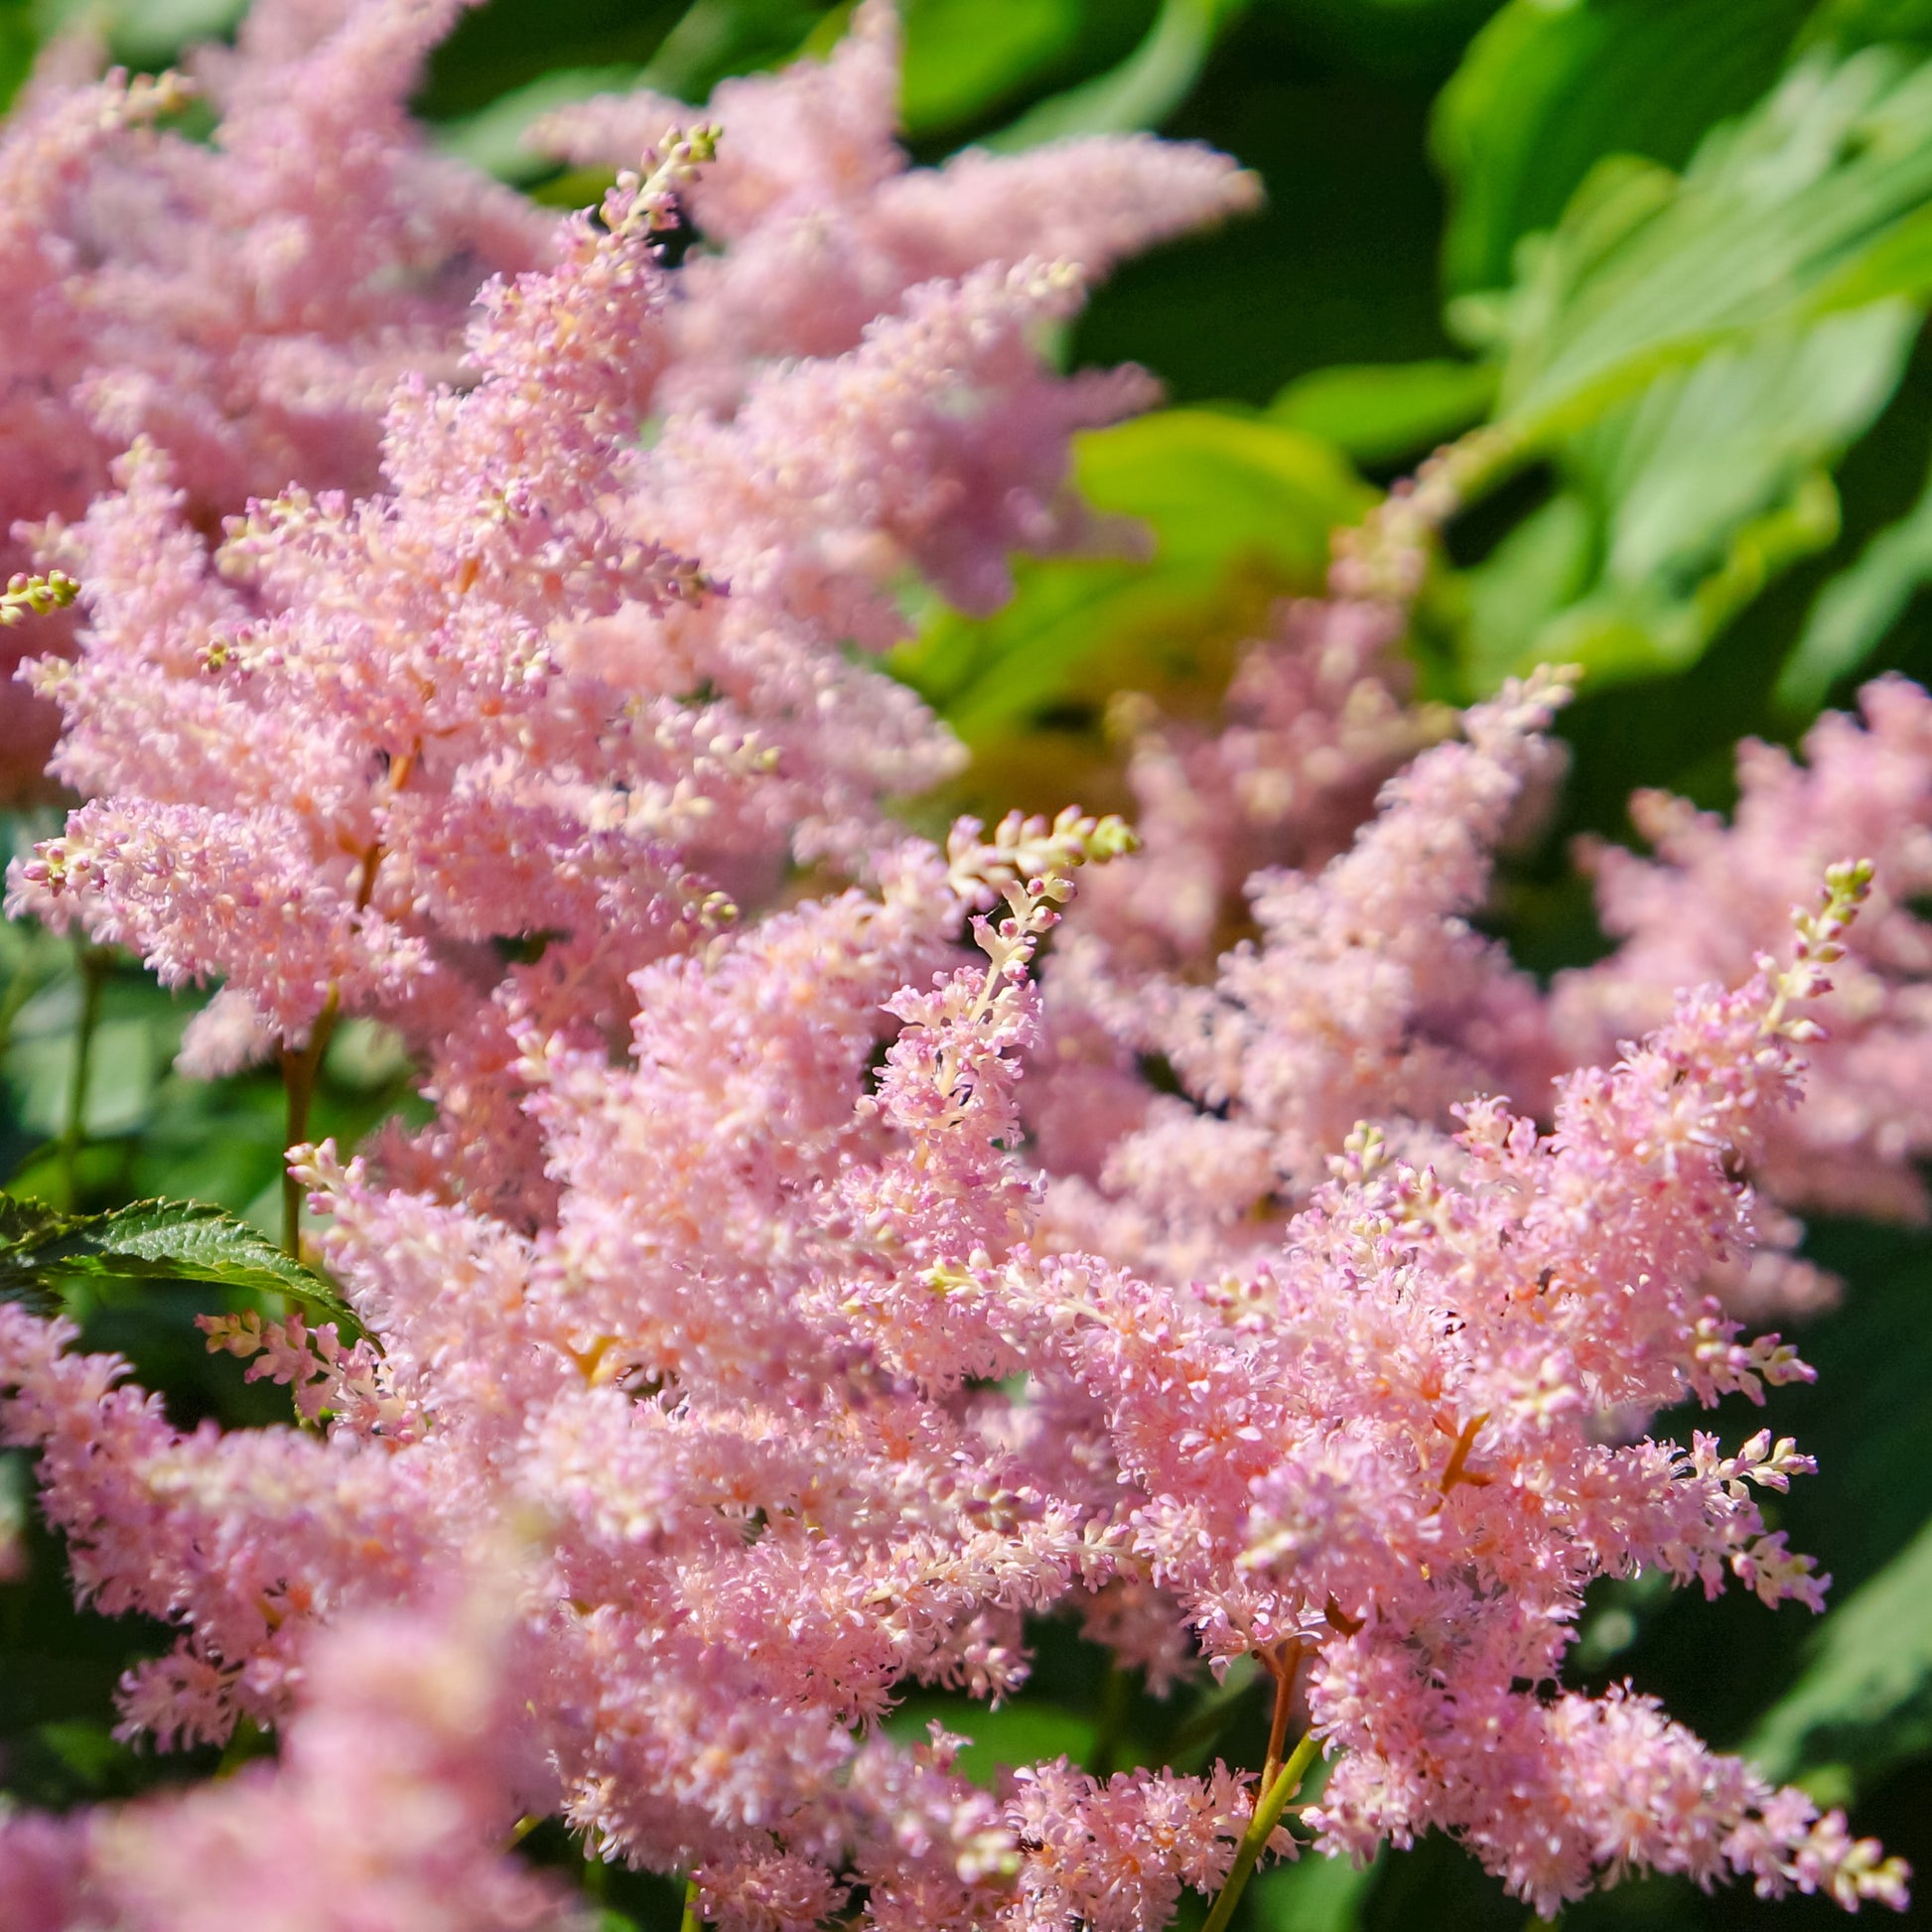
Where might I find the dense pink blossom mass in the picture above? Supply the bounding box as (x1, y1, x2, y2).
(0, 1, 1920, 1926)
(0, 0, 550, 798)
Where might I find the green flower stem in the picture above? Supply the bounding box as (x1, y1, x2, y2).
(1198, 1728, 1322, 1932)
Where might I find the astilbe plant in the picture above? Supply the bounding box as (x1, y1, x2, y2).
(0, 4, 1916, 1927)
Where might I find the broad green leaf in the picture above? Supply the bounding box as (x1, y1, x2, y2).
(96, 0, 246, 63)
(1746, 1512, 1932, 1793)
(1072, 410, 1364, 571)
(1452, 490, 1595, 693)
(1476, 49, 1932, 445)
(985, 0, 1249, 149)
(899, 0, 1082, 134)
(1778, 438, 1932, 711)
(895, 410, 1367, 749)
(0, 1195, 354, 1327)
(27, 0, 248, 67)
(1433, 0, 1807, 296)
(1455, 301, 1919, 691)
(1268, 359, 1495, 467)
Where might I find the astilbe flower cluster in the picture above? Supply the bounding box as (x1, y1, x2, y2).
(0, 0, 551, 795)
(0, 4, 1916, 1926)
(1031, 454, 1932, 1320)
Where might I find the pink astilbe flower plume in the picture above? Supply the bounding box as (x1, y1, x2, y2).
(7, 59, 1204, 1218)
(1553, 674, 1932, 1228)
(0, 1584, 583, 1932)
(955, 864, 1908, 1914)
(527, 0, 1262, 417)
(0, 835, 1907, 1921)
(0, 0, 550, 796)
(1028, 669, 1569, 1284)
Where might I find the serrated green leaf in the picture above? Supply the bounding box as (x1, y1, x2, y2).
(0, 1195, 353, 1327)
(1268, 359, 1495, 467)
(1746, 1512, 1932, 1792)
(1778, 437, 1932, 712)
(0, 1193, 64, 1313)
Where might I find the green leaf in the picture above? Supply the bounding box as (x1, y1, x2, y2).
(1803, 0, 1932, 56)
(1433, 0, 1808, 296)
(0, 3, 35, 118)
(1456, 303, 1915, 691)
(886, 1696, 1105, 1785)
(1778, 435, 1932, 711)
(1249, 1852, 1378, 1932)
(899, 0, 1082, 134)
(638, 0, 828, 98)
(894, 409, 1367, 747)
(0, 1195, 354, 1328)
(34, 1719, 137, 1792)
(1481, 49, 1932, 445)
(984, 0, 1248, 149)
(434, 67, 644, 184)
(1268, 359, 1495, 467)
(1746, 1511, 1932, 1794)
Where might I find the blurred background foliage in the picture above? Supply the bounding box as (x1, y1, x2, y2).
(5, 0, 1932, 1926)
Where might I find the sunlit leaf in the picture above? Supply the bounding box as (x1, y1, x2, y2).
(984, 0, 1248, 149)
(895, 409, 1366, 755)
(1454, 302, 1918, 690)
(1475, 50, 1932, 444)
(886, 1695, 1102, 1785)
(1747, 1512, 1932, 1794)
(899, 0, 1082, 134)
(1268, 358, 1494, 466)
(1433, 0, 1806, 296)
(0, 1194, 353, 1326)
(434, 66, 643, 183)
